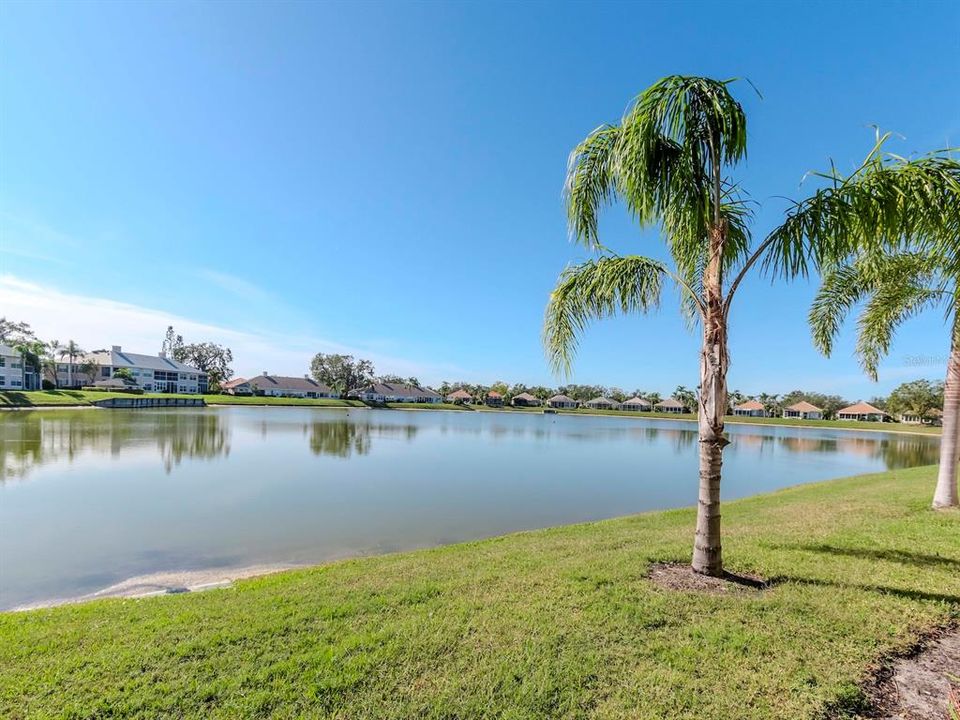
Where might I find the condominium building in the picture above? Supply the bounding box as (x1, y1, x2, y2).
(56, 345, 207, 393)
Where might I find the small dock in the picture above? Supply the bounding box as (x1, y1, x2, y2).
(92, 397, 206, 409)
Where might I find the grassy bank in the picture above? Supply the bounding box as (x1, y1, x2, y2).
(2, 466, 957, 719)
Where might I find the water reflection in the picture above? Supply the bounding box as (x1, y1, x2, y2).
(0, 409, 940, 482)
(1, 410, 230, 480)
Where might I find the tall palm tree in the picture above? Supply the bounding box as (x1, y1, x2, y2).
(58, 340, 85, 389)
(809, 251, 960, 508)
(544, 76, 960, 576)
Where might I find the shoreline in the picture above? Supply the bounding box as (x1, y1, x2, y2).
(0, 398, 941, 437)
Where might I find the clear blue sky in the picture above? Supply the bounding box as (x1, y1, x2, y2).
(1, 0, 958, 397)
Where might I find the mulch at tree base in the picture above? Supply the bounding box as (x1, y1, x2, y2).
(645, 562, 768, 594)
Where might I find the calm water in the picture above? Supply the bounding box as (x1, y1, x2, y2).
(0, 406, 940, 609)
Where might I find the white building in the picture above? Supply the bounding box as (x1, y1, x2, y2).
(0, 344, 26, 391)
(56, 346, 208, 394)
(350, 382, 443, 403)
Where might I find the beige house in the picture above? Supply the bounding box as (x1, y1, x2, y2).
(733, 400, 766, 417)
(547, 394, 577, 409)
(837, 401, 887, 422)
(655, 398, 687, 414)
(512, 392, 541, 407)
(248, 373, 339, 398)
(585, 396, 620, 410)
(782, 401, 823, 420)
(485, 391, 504, 407)
(445, 388, 472, 404)
(622, 397, 653, 412)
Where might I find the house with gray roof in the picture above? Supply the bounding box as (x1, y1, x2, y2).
(622, 397, 653, 411)
(547, 394, 578, 409)
(246, 373, 338, 398)
(56, 346, 207, 393)
(350, 382, 442, 403)
(655, 398, 688, 414)
(585, 396, 620, 410)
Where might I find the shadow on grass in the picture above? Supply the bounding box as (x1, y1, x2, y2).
(769, 575, 960, 605)
(767, 543, 960, 570)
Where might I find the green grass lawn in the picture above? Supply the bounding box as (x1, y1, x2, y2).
(2, 466, 957, 719)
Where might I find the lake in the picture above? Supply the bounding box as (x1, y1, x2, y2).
(0, 406, 940, 609)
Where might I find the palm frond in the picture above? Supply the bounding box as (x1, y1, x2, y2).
(543, 255, 668, 375)
(762, 149, 960, 279)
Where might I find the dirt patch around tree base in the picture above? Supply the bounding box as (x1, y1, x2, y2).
(646, 562, 768, 594)
(861, 626, 960, 720)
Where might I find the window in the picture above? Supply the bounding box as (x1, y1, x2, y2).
(11, 362, 22, 369)
(0, 358, 5, 367)
(101, 367, 111, 378)
(11, 380, 21, 387)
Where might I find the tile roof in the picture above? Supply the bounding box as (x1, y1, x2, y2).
(735, 400, 765, 411)
(785, 400, 822, 412)
(80, 348, 204, 374)
(623, 396, 652, 406)
(548, 394, 576, 403)
(513, 392, 539, 401)
(838, 401, 887, 415)
(656, 398, 685, 408)
(446, 389, 472, 400)
(221, 377, 250, 390)
(586, 396, 617, 405)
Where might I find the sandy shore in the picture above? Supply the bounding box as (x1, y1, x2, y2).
(11, 563, 299, 611)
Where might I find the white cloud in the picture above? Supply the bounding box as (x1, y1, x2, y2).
(0, 275, 470, 384)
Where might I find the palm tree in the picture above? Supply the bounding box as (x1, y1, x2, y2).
(809, 251, 960, 508)
(544, 75, 960, 576)
(58, 340, 85, 389)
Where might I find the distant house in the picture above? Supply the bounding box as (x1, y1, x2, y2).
(836, 401, 887, 422)
(622, 397, 653, 412)
(248, 373, 339, 399)
(585, 396, 620, 410)
(350, 382, 442, 403)
(547, 394, 577, 409)
(0, 344, 25, 391)
(899, 408, 942, 425)
(221, 377, 253, 395)
(512, 392, 541, 407)
(733, 400, 766, 417)
(485, 391, 504, 407)
(782, 401, 823, 420)
(445, 388, 472, 404)
(655, 398, 687, 414)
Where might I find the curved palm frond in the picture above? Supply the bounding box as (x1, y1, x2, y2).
(543, 255, 668, 375)
(856, 281, 944, 380)
(761, 149, 960, 280)
(808, 263, 867, 358)
(565, 76, 749, 259)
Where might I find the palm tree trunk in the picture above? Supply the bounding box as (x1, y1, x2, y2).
(692, 225, 730, 576)
(933, 319, 960, 508)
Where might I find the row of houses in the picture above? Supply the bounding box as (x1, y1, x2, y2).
(222, 377, 446, 403)
(442, 389, 692, 413)
(733, 399, 937, 424)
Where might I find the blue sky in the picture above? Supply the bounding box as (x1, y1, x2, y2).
(1, 0, 958, 397)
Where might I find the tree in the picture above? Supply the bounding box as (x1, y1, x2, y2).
(310, 353, 374, 397)
(809, 249, 960, 508)
(80, 359, 100, 386)
(0, 319, 43, 390)
(173, 342, 234, 391)
(673, 385, 698, 412)
(161, 326, 184, 357)
(113, 367, 134, 381)
(544, 75, 960, 574)
(58, 340, 85, 389)
(0, 318, 34, 344)
(489, 380, 509, 397)
(885, 380, 943, 420)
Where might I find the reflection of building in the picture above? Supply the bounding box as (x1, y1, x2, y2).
(0, 344, 26, 390)
(56, 346, 207, 393)
(782, 401, 823, 420)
